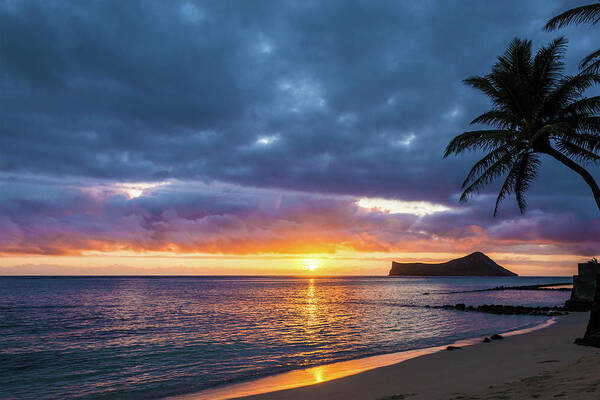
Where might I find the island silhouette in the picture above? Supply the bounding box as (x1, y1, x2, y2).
(389, 252, 518, 277)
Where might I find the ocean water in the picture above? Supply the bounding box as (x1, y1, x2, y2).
(0, 276, 571, 400)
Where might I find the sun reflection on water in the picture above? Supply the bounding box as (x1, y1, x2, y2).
(304, 278, 318, 334)
(311, 366, 324, 383)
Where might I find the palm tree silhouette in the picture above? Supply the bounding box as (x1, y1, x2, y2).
(545, 3, 600, 72)
(548, 6, 600, 347)
(444, 37, 600, 215)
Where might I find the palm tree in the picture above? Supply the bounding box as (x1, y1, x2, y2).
(444, 37, 600, 216)
(545, 3, 600, 72)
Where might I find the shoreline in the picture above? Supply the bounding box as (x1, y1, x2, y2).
(171, 316, 561, 400)
(235, 312, 596, 400)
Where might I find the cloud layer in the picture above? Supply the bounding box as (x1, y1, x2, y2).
(0, 0, 599, 267)
(0, 180, 598, 258)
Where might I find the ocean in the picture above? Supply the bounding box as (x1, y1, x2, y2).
(0, 276, 571, 400)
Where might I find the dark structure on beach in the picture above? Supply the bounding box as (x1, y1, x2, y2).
(566, 259, 600, 348)
(388, 252, 517, 277)
(566, 260, 600, 311)
(575, 273, 600, 348)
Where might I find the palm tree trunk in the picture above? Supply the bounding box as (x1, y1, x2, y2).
(546, 147, 600, 347)
(544, 147, 600, 212)
(575, 274, 600, 347)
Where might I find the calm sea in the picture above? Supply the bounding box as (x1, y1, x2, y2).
(0, 276, 570, 399)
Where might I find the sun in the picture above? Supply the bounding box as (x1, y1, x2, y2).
(303, 260, 320, 272)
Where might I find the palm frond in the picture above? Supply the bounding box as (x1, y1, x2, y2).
(514, 152, 540, 213)
(488, 71, 527, 118)
(463, 76, 500, 100)
(557, 140, 600, 164)
(496, 38, 532, 74)
(561, 96, 600, 116)
(470, 110, 518, 128)
(533, 37, 567, 98)
(582, 58, 600, 74)
(559, 131, 600, 152)
(573, 117, 600, 135)
(580, 47, 600, 71)
(493, 162, 519, 216)
(444, 130, 512, 157)
(459, 151, 514, 203)
(545, 3, 600, 30)
(462, 145, 512, 187)
(542, 73, 600, 116)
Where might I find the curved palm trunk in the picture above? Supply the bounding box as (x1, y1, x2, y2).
(544, 147, 600, 212)
(545, 147, 600, 347)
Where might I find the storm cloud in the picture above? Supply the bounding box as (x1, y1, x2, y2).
(1, 0, 599, 264)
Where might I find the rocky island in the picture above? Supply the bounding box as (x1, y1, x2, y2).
(389, 252, 517, 276)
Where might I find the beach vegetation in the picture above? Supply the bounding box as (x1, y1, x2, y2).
(444, 37, 600, 215)
(545, 3, 600, 72)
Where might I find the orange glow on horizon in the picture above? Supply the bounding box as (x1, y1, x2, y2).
(0, 249, 583, 277)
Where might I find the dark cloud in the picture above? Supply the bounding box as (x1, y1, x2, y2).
(0, 180, 597, 257)
(0, 0, 599, 260)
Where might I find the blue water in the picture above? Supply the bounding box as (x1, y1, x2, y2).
(0, 276, 570, 399)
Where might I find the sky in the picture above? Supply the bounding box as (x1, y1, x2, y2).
(1, 0, 599, 276)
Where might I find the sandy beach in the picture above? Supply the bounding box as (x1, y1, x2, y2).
(233, 312, 599, 400)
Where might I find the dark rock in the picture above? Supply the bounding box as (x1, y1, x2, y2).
(490, 334, 503, 340)
(549, 311, 566, 316)
(389, 252, 517, 277)
(449, 282, 572, 294)
(483, 337, 491, 343)
(432, 303, 566, 317)
(564, 299, 592, 311)
(446, 346, 461, 351)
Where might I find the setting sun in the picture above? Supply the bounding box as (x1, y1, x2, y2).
(303, 260, 320, 272)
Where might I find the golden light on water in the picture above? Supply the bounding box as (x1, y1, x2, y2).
(311, 366, 324, 383)
(183, 337, 447, 400)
